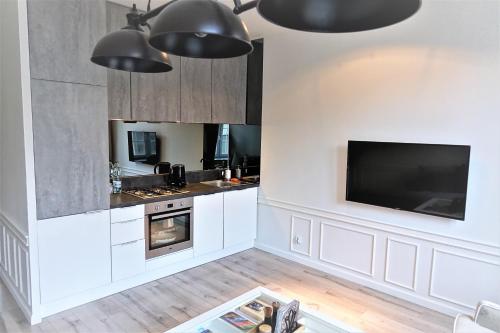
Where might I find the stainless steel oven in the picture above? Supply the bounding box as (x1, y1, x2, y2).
(144, 197, 193, 259)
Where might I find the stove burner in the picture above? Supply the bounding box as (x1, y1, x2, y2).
(123, 186, 189, 199)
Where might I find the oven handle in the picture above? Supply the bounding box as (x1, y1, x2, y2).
(150, 209, 192, 221)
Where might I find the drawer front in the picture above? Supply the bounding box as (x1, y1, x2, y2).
(111, 218, 144, 245)
(112, 239, 145, 281)
(111, 205, 144, 223)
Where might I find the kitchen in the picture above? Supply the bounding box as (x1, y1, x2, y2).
(2, 0, 264, 323)
(3, 0, 500, 331)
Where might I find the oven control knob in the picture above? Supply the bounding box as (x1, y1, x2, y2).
(179, 202, 184, 207)
(154, 205, 160, 211)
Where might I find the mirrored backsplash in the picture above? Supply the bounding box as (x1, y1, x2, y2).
(109, 121, 261, 177)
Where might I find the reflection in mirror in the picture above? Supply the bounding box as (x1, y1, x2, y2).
(110, 121, 204, 176)
(109, 121, 261, 178)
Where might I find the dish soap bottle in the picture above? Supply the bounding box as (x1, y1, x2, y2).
(224, 166, 232, 181)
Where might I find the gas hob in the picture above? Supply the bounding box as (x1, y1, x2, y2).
(123, 186, 190, 199)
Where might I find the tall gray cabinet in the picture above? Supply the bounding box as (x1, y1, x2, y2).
(27, 0, 110, 220)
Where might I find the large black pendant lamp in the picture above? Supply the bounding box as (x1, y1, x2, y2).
(91, 6, 173, 73)
(149, 0, 253, 58)
(256, 0, 421, 33)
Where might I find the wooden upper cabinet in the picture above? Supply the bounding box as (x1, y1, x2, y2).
(27, 0, 107, 85)
(131, 55, 181, 122)
(106, 2, 132, 120)
(180, 58, 213, 123)
(211, 56, 248, 124)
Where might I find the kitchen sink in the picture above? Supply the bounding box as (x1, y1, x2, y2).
(200, 180, 245, 188)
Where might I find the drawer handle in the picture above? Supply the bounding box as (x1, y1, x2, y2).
(118, 240, 141, 246)
(114, 219, 141, 224)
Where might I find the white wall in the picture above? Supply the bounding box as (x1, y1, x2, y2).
(0, 0, 38, 323)
(258, 0, 500, 248)
(111, 121, 204, 175)
(255, 0, 500, 316)
(0, 0, 30, 234)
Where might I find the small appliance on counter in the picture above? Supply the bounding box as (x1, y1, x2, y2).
(169, 164, 186, 187)
(154, 162, 171, 175)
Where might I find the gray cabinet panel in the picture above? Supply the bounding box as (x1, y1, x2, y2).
(212, 56, 247, 124)
(180, 58, 212, 123)
(107, 2, 131, 120)
(31, 79, 109, 220)
(27, 0, 107, 86)
(131, 55, 181, 122)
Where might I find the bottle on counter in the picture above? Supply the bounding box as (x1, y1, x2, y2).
(110, 162, 122, 194)
(224, 166, 232, 181)
(235, 165, 242, 179)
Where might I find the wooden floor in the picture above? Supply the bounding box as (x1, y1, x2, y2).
(0, 249, 453, 333)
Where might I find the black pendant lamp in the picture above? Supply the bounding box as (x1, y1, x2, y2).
(91, 6, 172, 73)
(149, 0, 253, 58)
(257, 0, 421, 33)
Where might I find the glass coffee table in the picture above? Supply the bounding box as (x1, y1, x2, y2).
(166, 287, 363, 333)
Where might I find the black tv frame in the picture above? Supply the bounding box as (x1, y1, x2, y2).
(346, 140, 471, 220)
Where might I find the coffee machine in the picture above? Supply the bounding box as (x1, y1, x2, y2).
(169, 164, 186, 187)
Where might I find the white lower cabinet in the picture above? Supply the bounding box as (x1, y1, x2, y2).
(112, 239, 146, 281)
(110, 206, 145, 281)
(224, 187, 258, 248)
(37, 210, 111, 303)
(194, 193, 224, 257)
(111, 218, 144, 245)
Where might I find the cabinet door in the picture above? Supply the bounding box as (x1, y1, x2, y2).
(212, 56, 247, 124)
(106, 2, 131, 120)
(223, 188, 258, 248)
(38, 211, 111, 304)
(31, 79, 110, 219)
(180, 58, 212, 123)
(194, 193, 224, 257)
(27, 0, 107, 86)
(112, 240, 146, 281)
(131, 55, 181, 122)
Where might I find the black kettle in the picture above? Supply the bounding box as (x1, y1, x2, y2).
(170, 164, 186, 187)
(154, 162, 171, 175)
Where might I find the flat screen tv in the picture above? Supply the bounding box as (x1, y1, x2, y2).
(127, 131, 159, 164)
(346, 141, 470, 220)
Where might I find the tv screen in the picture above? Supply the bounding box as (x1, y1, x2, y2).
(346, 141, 470, 220)
(127, 131, 159, 164)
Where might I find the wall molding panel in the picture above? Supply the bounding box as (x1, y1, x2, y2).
(319, 222, 376, 277)
(290, 215, 313, 257)
(256, 199, 500, 316)
(0, 213, 32, 320)
(384, 238, 419, 291)
(429, 248, 500, 310)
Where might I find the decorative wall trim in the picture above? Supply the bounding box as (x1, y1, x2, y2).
(257, 201, 500, 316)
(429, 248, 500, 309)
(0, 212, 28, 246)
(0, 214, 32, 321)
(384, 237, 419, 291)
(319, 221, 376, 277)
(290, 215, 313, 257)
(258, 197, 500, 255)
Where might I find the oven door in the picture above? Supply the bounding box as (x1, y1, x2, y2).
(145, 208, 193, 259)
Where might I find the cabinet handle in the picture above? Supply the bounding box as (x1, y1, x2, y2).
(118, 240, 141, 246)
(84, 209, 105, 215)
(114, 218, 140, 224)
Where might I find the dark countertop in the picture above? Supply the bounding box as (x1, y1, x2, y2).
(110, 182, 259, 209)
